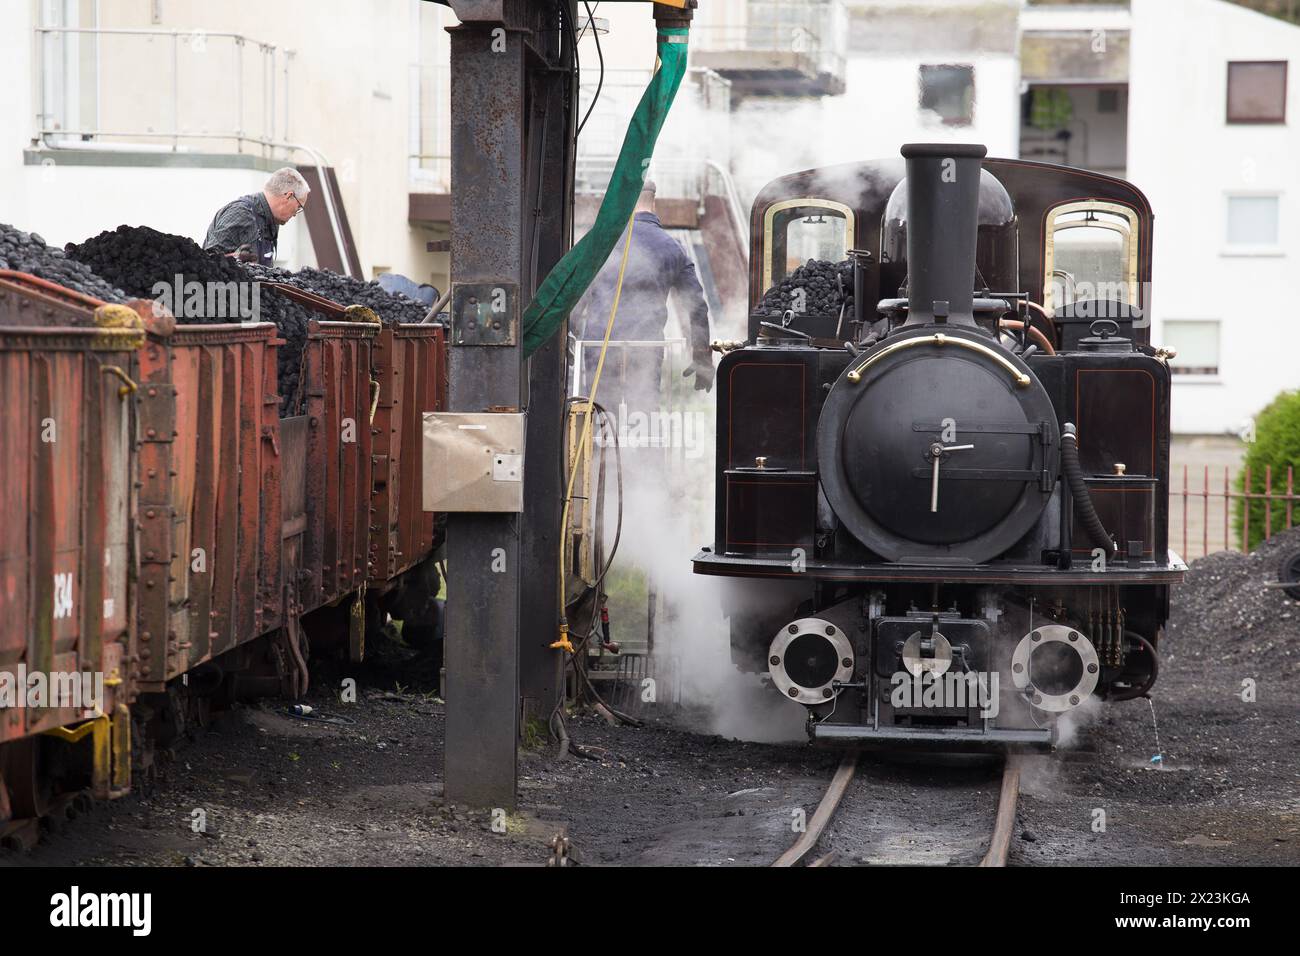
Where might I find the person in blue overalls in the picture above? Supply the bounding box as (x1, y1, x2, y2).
(574, 179, 714, 416)
(202, 167, 311, 266)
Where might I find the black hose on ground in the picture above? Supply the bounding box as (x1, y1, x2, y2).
(1061, 422, 1116, 556)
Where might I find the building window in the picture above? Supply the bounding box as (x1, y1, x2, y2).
(1227, 61, 1287, 124)
(920, 64, 975, 126)
(1226, 195, 1281, 247)
(1164, 321, 1221, 377)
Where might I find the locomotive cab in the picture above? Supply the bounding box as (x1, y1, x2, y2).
(695, 144, 1184, 752)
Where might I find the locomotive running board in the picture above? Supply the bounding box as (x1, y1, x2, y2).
(810, 723, 1055, 754)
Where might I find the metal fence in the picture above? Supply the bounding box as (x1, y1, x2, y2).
(1172, 464, 1300, 560)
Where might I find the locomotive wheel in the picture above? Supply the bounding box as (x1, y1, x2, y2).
(0, 738, 53, 819)
(1278, 548, 1300, 601)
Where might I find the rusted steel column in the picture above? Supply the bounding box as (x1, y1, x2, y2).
(443, 0, 549, 810)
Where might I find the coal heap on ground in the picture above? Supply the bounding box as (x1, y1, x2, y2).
(245, 263, 429, 325)
(66, 225, 312, 415)
(0, 222, 126, 312)
(1168, 527, 1300, 676)
(758, 258, 854, 319)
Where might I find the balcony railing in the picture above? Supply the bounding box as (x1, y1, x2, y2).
(689, 0, 848, 95)
(34, 25, 293, 156)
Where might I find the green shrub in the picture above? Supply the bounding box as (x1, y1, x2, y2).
(1235, 389, 1300, 548)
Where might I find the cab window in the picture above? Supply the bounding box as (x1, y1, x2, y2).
(762, 199, 855, 294)
(1043, 201, 1139, 312)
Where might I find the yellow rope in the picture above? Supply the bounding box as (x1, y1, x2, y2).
(552, 209, 638, 653)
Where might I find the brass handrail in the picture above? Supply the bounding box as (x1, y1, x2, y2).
(845, 332, 1031, 388)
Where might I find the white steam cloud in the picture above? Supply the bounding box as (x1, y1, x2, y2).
(602, 420, 805, 744)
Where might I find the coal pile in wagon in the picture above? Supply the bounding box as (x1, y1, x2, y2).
(0, 222, 127, 311)
(1168, 526, 1300, 677)
(245, 263, 430, 325)
(757, 258, 855, 319)
(66, 226, 311, 416)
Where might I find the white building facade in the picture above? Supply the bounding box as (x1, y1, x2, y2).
(1127, 0, 1300, 434)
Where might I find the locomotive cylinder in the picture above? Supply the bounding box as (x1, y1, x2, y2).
(900, 143, 987, 327)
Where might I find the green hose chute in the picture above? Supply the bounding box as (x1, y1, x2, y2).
(521, 27, 690, 357)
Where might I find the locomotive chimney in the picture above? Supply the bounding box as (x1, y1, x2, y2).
(900, 143, 987, 327)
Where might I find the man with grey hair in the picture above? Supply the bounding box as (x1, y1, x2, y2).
(202, 167, 310, 265)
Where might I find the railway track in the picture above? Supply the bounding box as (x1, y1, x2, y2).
(771, 753, 1025, 867)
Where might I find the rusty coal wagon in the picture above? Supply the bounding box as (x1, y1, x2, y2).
(0, 269, 445, 840)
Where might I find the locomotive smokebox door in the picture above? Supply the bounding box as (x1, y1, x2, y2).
(818, 326, 1059, 564)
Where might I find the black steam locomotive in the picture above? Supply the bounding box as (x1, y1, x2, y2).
(694, 144, 1184, 751)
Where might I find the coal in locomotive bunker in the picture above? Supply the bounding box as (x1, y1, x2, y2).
(758, 257, 855, 318)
